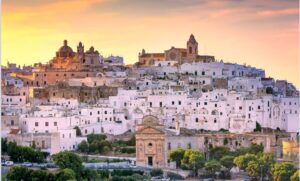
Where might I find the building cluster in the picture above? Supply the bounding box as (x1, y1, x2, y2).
(2, 35, 299, 165)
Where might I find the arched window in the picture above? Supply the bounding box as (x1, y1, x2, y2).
(148, 143, 153, 147)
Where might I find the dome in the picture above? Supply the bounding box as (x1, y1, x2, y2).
(57, 40, 74, 58)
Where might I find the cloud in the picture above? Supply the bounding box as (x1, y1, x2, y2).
(256, 8, 298, 17)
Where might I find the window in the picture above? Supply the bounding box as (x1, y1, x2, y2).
(178, 101, 181, 105)
(19, 98, 22, 102)
(214, 119, 217, 123)
(239, 106, 242, 110)
(160, 102, 162, 107)
(172, 101, 175, 105)
(90, 112, 92, 116)
(258, 105, 261, 110)
(104, 111, 107, 114)
(215, 104, 217, 108)
(45, 122, 49, 126)
(195, 118, 199, 122)
(148, 143, 153, 147)
(168, 142, 171, 150)
(249, 106, 251, 111)
(248, 114, 251, 119)
(54, 122, 57, 126)
(11, 120, 14, 126)
(189, 46, 192, 54)
(202, 71, 205, 75)
(35, 122, 39, 126)
(204, 102, 207, 105)
(150, 102, 152, 107)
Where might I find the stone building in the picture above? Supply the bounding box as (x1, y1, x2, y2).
(138, 34, 215, 66)
(136, 115, 287, 169)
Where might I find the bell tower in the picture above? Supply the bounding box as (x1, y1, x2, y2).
(187, 34, 198, 62)
(77, 42, 84, 55)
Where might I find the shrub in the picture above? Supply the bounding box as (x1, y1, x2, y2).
(150, 169, 163, 177)
(166, 172, 184, 180)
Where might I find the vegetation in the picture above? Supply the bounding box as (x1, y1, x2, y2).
(77, 134, 136, 155)
(150, 169, 163, 177)
(204, 160, 221, 177)
(271, 162, 296, 181)
(6, 141, 45, 163)
(52, 151, 83, 180)
(220, 155, 235, 169)
(181, 149, 205, 175)
(209, 146, 230, 160)
(290, 170, 300, 181)
(253, 121, 262, 132)
(168, 148, 185, 168)
(74, 126, 82, 136)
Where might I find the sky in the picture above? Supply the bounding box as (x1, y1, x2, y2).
(2, 0, 299, 88)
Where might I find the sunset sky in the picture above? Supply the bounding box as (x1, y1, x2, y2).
(2, 0, 299, 88)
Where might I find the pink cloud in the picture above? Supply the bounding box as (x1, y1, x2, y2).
(257, 8, 298, 17)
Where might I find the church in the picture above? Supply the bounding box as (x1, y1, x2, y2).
(138, 34, 215, 66)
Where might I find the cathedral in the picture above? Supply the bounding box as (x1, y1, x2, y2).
(46, 40, 102, 71)
(138, 34, 215, 66)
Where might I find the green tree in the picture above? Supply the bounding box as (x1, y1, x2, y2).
(168, 148, 185, 168)
(1, 138, 8, 153)
(248, 143, 264, 154)
(266, 87, 273, 94)
(271, 162, 295, 181)
(254, 122, 262, 132)
(181, 149, 205, 175)
(78, 140, 89, 153)
(233, 153, 257, 170)
(53, 151, 83, 179)
(55, 168, 76, 181)
(204, 160, 221, 177)
(81, 168, 99, 181)
(74, 126, 82, 136)
(30, 169, 49, 181)
(6, 166, 31, 181)
(246, 159, 269, 179)
(87, 134, 107, 144)
(209, 146, 230, 160)
(220, 155, 235, 169)
(290, 170, 300, 181)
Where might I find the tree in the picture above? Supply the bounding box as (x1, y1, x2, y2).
(204, 160, 221, 177)
(248, 143, 264, 154)
(74, 126, 82, 136)
(254, 122, 262, 132)
(81, 168, 99, 181)
(55, 168, 76, 181)
(78, 140, 89, 153)
(220, 155, 235, 169)
(87, 134, 107, 144)
(1, 138, 8, 153)
(271, 162, 295, 181)
(290, 170, 300, 181)
(209, 146, 230, 160)
(266, 87, 273, 94)
(53, 151, 83, 180)
(7, 142, 45, 163)
(168, 148, 185, 168)
(246, 159, 269, 179)
(181, 149, 205, 175)
(233, 153, 257, 170)
(6, 166, 31, 181)
(30, 169, 49, 181)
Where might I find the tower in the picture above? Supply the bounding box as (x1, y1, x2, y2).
(187, 34, 198, 61)
(77, 42, 84, 55)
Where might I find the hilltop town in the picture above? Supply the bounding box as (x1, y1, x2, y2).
(2, 35, 299, 180)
